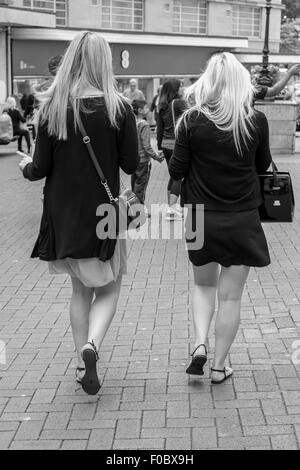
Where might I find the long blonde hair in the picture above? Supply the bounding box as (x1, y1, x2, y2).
(181, 52, 255, 156)
(36, 31, 124, 140)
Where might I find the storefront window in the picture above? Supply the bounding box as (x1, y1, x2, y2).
(173, 0, 207, 35)
(22, 0, 68, 26)
(232, 5, 261, 38)
(101, 0, 144, 31)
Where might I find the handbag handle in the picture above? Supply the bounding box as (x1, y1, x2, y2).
(271, 160, 278, 177)
(270, 160, 279, 186)
(77, 115, 117, 203)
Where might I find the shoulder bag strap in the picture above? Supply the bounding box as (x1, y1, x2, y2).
(171, 99, 176, 129)
(77, 115, 117, 203)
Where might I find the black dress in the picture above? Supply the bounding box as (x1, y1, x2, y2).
(23, 97, 139, 261)
(169, 110, 272, 268)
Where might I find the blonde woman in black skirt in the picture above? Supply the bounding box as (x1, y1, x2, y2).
(169, 52, 271, 384)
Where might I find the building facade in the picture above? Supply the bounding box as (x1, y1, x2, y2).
(0, 0, 284, 102)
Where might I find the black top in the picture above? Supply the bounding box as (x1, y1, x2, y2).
(254, 86, 268, 101)
(156, 98, 187, 150)
(169, 110, 272, 211)
(6, 108, 26, 133)
(23, 97, 139, 261)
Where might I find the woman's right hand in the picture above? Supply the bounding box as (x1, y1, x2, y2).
(19, 155, 32, 172)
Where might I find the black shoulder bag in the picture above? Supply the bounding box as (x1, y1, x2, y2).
(78, 117, 146, 260)
(259, 161, 295, 223)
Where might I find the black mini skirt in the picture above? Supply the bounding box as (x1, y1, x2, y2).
(187, 208, 271, 268)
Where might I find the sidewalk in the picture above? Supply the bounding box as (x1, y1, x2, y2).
(0, 148, 300, 450)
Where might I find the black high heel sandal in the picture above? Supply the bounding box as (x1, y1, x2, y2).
(186, 344, 207, 376)
(80, 340, 101, 395)
(211, 367, 233, 384)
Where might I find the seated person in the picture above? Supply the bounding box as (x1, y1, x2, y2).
(5, 97, 31, 154)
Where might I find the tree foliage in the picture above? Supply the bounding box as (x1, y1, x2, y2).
(282, 0, 300, 19)
(280, 19, 300, 53)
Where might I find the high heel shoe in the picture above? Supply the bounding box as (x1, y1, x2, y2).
(80, 340, 101, 395)
(186, 344, 207, 376)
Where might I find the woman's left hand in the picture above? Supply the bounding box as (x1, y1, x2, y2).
(19, 156, 33, 171)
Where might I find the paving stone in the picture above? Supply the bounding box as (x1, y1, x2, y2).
(113, 438, 165, 450)
(61, 440, 88, 450)
(143, 410, 166, 428)
(218, 436, 271, 450)
(239, 408, 266, 426)
(9, 440, 62, 450)
(0, 431, 15, 449)
(88, 429, 115, 450)
(2, 154, 300, 450)
(44, 412, 71, 430)
(271, 434, 298, 450)
(192, 428, 217, 450)
(14, 420, 45, 441)
(31, 389, 57, 404)
(115, 419, 140, 439)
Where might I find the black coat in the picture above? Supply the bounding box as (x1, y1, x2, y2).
(169, 110, 272, 211)
(23, 98, 139, 261)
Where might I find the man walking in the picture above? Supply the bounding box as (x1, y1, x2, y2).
(123, 78, 145, 104)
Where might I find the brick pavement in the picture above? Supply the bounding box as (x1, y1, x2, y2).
(0, 141, 300, 450)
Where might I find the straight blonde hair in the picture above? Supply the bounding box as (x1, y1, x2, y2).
(180, 52, 255, 156)
(36, 31, 124, 140)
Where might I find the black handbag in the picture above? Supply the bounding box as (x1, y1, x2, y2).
(258, 161, 295, 223)
(78, 118, 146, 258)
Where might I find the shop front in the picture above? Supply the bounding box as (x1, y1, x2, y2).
(11, 28, 248, 103)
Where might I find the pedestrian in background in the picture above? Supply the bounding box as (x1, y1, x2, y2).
(131, 99, 164, 209)
(254, 64, 300, 101)
(157, 78, 187, 220)
(150, 85, 162, 124)
(38, 55, 63, 93)
(169, 52, 271, 384)
(123, 78, 145, 104)
(5, 97, 31, 155)
(19, 31, 139, 395)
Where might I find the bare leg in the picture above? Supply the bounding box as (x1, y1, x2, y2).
(212, 265, 250, 380)
(70, 277, 94, 366)
(87, 275, 122, 351)
(192, 263, 220, 355)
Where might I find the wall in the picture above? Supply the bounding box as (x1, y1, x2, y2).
(0, 29, 7, 102)
(68, 0, 102, 29)
(255, 101, 297, 155)
(67, 0, 283, 55)
(144, 0, 173, 33)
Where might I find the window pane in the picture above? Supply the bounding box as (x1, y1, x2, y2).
(101, 0, 144, 31)
(232, 5, 261, 38)
(173, 0, 207, 35)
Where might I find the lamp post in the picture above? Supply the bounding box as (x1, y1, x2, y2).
(257, 0, 273, 87)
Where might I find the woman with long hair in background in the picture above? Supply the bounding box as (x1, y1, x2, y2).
(157, 78, 187, 220)
(169, 52, 271, 384)
(19, 31, 139, 395)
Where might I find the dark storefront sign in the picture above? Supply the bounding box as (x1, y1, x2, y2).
(12, 39, 218, 77)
